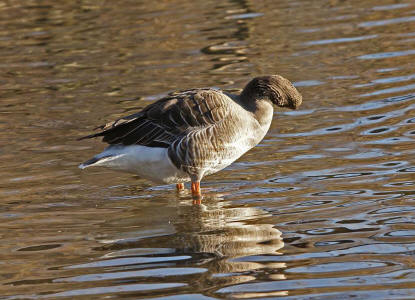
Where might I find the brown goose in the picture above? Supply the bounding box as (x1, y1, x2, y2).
(79, 75, 302, 199)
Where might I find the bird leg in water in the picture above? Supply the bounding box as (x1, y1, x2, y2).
(191, 181, 202, 204)
(176, 183, 184, 191)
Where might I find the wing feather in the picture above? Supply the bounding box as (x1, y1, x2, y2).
(79, 88, 232, 148)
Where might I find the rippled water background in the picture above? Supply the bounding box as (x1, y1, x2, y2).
(1, 0, 415, 299)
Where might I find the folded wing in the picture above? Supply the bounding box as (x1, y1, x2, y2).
(79, 89, 231, 148)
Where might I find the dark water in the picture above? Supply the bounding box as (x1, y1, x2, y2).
(1, 0, 415, 299)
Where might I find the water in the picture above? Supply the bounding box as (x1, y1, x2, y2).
(1, 0, 415, 299)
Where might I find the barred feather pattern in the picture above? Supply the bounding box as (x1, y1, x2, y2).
(79, 75, 304, 186)
(80, 89, 227, 147)
(167, 93, 271, 180)
(80, 88, 272, 181)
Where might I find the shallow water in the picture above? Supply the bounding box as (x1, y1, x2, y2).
(1, 0, 415, 299)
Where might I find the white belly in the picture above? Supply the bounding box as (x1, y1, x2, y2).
(84, 145, 190, 184)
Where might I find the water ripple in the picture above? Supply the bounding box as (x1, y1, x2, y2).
(372, 4, 411, 11)
(57, 267, 207, 282)
(2, 0, 415, 299)
(359, 15, 415, 28)
(360, 83, 415, 97)
(65, 256, 191, 269)
(353, 73, 415, 87)
(358, 49, 415, 60)
(303, 34, 377, 46)
(46, 283, 187, 298)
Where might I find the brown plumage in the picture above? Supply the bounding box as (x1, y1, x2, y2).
(79, 75, 302, 199)
(80, 88, 228, 147)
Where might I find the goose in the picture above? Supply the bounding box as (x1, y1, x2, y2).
(79, 75, 302, 199)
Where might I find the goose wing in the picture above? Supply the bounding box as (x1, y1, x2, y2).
(79, 88, 231, 148)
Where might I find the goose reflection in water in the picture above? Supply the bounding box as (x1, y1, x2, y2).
(172, 197, 286, 286)
(57, 196, 287, 298)
(90, 195, 286, 289)
(174, 197, 284, 257)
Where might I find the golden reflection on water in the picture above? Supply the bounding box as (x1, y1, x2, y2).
(1, 0, 415, 298)
(174, 198, 285, 285)
(93, 196, 286, 289)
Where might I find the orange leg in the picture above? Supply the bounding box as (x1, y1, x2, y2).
(191, 181, 201, 195)
(191, 181, 202, 204)
(176, 183, 184, 191)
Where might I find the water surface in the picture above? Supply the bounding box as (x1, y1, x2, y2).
(1, 0, 415, 299)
